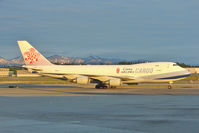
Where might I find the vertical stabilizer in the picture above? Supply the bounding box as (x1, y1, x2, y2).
(17, 41, 52, 66)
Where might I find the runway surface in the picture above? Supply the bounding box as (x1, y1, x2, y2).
(1, 84, 199, 132)
(0, 95, 199, 133)
(1, 84, 199, 96)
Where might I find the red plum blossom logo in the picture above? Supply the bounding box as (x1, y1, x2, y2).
(116, 68, 120, 74)
(24, 48, 40, 64)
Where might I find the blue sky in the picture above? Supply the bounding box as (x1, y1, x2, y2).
(0, 0, 199, 64)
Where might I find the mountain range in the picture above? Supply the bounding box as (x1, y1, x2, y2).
(0, 55, 127, 66)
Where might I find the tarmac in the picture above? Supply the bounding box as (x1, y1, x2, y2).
(1, 84, 199, 133)
(1, 84, 199, 96)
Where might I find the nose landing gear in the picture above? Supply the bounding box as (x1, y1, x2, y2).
(168, 85, 172, 89)
(168, 81, 173, 89)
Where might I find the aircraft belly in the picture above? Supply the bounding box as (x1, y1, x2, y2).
(133, 70, 190, 83)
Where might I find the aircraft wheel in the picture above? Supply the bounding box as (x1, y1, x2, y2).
(95, 85, 100, 89)
(103, 86, 108, 89)
(168, 85, 172, 89)
(95, 85, 107, 89)
(110, 86, 116, 88)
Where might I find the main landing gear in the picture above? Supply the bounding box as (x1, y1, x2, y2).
(95, 84, 108, 89)
(95, 85, 117, 89)
(95, 82, 116, 89)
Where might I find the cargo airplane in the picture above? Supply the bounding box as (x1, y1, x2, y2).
(18, 41, 190, 89)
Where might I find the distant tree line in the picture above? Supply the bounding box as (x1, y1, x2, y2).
(53, 62, 83, 65)
(118, 61, 149, 65)
(176, 62, 199, 68)
(53, 60, 149, 65)
(118, 61, 199, 67)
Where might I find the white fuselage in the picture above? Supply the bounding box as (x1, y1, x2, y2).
(25, 62, 190, 84)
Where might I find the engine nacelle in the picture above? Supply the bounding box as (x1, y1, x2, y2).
(109, 78, 121, 86)
(76, 76, 90, 85)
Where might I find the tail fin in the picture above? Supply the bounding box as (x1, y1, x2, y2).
(17, 40, 52, 66)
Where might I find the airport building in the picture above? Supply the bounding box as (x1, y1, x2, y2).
(186, 68, 199, 74)
(0, 68, 10, 77)
(17, 70, 41, 77)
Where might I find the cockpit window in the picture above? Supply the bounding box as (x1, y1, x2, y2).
(173, 64, 178, 66)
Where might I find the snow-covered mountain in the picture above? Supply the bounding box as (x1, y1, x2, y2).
(9, 56, 24, 65)
(48, 55, 84, 64)
(0, 55, 126, 66)
(0, 57, 10, 64)
(82, 56, 124, 64)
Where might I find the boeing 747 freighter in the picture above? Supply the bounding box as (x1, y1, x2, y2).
(18, 41, 190, 89)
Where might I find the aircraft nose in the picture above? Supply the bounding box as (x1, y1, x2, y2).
(183, 69, 191, 76)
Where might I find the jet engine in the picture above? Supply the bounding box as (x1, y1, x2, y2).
(76, 76, 90, 84)
(108, 78, 121, 86)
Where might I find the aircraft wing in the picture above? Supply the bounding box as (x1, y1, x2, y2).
(37, 72, 135, 82)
